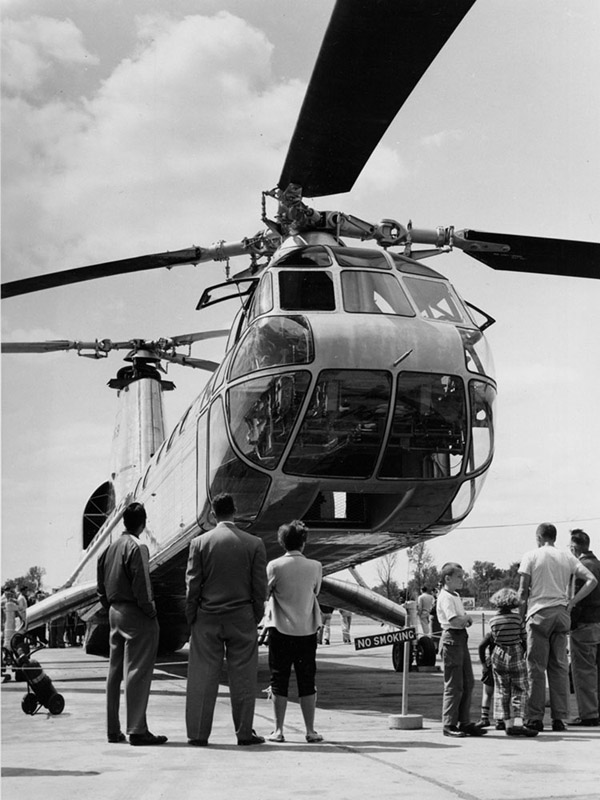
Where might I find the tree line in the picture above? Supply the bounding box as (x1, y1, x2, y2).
(373, 544, 520, 607)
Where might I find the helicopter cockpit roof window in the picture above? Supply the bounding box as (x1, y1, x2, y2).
(331, 247, 391, 270)
(274, 245, 332, 268)
(341, 271, 415, 316)
(279, 271, 336, 311)
(403, 276, 465, 323)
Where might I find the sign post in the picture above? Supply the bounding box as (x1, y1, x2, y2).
(354, 626, 423, 729)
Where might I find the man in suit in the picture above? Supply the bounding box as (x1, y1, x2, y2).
(97, 502, 167, 746)
(185, 493, 267, 746)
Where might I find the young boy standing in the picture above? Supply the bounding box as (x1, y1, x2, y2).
(437, 562, 487, 738)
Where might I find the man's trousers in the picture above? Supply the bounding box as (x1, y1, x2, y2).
(570, 622, 600, 720)
(106, 603, 159, 737)
(186, 606, 258, 742)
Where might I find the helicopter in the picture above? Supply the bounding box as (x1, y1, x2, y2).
(2, 0, 599, 655)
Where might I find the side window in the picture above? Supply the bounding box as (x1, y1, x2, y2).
(250, 273, 273, 319)
(403, 277, 464, 323)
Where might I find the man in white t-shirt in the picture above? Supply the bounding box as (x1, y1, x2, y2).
(518, 523, 597, 732)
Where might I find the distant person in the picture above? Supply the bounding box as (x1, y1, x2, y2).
(437, 562, 487, 737)
(15, 586, 30, 631)
(317, 604, 333, 645)
(97, 501, 167, 746)
(429, 589, 442, 652)
(417, 586, 435, 635)
(568, 529, 600, 726)
(518, 522, 597, 732)
(185, 493, 267, 747)
(29, 591, 48, 646)
(1, 588, 19, 681)
(265, 520, 323, 743)
(488, 588, 538, 737)
(48, 608, 66, 648)
(340, 610, 353, 644)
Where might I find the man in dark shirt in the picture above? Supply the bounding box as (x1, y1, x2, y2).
(185, 493, 267, 746)
(569, 529, 600, 726)
(97, 502, 167, 746)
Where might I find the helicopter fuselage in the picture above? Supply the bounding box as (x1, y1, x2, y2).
(73, 238, 496, 616)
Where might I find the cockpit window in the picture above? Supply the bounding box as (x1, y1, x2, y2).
(403, 277, 465, 323)
(249, 273, 273, 319)
(230, 315, 314, 381)
(341, 271, 415, 316)
(274, 245, 332, 268)
(285, 370, 391, 478)
(379, 372, 466, 479)
(331, 247, 391, 269)
(279, 271, 335, 311)
(228, 371, 312, 469)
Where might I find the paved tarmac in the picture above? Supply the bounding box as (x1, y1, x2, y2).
(2, 615, 598, 800)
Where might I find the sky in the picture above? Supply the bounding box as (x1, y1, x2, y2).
(2, 0, 600, 591)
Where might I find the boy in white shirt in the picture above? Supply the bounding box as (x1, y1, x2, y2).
(437, 562, 487, 738)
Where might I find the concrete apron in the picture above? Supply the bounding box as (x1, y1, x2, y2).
(2, 637, 599, 800)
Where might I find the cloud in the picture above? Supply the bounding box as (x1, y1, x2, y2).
(420, 129, 465, 148)
(1, 15, 99, 93)
(1, 12, 306, 279)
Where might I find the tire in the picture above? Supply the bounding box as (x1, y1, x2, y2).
(392, 641, 411, 672)
(47, 693, 65, 715)
(415, 635, 437, 667)
(21, 693, 38, 715)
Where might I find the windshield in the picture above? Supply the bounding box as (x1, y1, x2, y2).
(341, 270, 414, 315)
(285, 369, 391, 477)
(379, 372, 466, 479)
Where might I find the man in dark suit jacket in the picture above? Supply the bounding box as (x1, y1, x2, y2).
(185, 493, 267, 746)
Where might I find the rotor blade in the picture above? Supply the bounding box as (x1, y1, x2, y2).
(168, 330, 230, 347)
(456, 230, 600, 279)
(161, 352, 220, 372)
(1, 248, 202, 299)
(278, 0, 475, 197)
(1, 340, 95, 354)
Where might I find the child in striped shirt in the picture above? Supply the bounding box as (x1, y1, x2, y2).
(489, 588, 538, 737)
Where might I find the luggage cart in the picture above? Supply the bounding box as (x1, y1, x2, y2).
(10, 633, 65, 716)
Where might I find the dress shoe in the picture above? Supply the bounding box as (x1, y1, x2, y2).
(505, 726, 523, 736)
(568, 717, 599, 727)
(506, 725, 539, 737)
(107, 732, 126, 743)
(525, 719, 544, 732)
(443, 726, 466, 738)
(551, 719, 566, 732)
(129, 732, 168, 746)
(458, 721, 487, 736)
(237, 730, 265, 746)
(188, 739, 209, 746)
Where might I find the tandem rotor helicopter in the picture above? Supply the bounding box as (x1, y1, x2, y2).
(2, 0, 599, 657)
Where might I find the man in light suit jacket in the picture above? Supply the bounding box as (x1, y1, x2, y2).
(185, 493, 267, 746)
